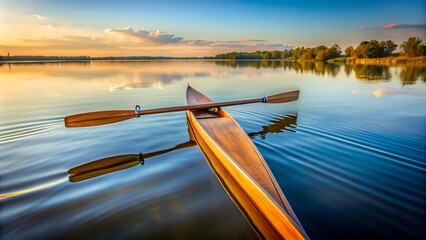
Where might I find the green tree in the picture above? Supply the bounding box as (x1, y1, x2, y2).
(354, 41, 369, 58)
(301, 49, 314, 60)
(381, 40, 397, 56)
(326, 44, 342, 59)
(271, 50, 283, 59)
(262, 51, 272, 59)
(360, 40, 384, 58)
(281, 49, 292, 59)
(345, 46, 354, 57)
(316, 50, 325, 61)
(400, 37, 425, 57)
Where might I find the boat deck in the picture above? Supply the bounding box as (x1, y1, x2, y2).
(197, 116, 287, 207)
(186, 86, 304, 232)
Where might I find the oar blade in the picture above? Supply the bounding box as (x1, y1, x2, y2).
(266, 90, 300, 103)
(69, 160, 139, 183)
(68, 154, 140, 175)
(64, 110, 135, 128)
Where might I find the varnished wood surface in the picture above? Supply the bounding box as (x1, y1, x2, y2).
(68, 141, 196, 175)
(64, 90, 299, 128)
(186, 86, 307, 239)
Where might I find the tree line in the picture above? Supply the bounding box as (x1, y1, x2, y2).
(215, 37, 426, 60)
(215, 59, 425, 86)
(0, 55, 91, 61)
(1, 37, 424, 62)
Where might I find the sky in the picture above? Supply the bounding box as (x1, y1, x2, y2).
(0, 0, 425, 57)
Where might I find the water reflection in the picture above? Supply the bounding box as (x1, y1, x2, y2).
(248, 114, 298, 139)
(0, 61, 213, 92)
(399, 65, 426, 85)
(345, 64, 392, 82)
(68, 141, 196, 182)
(0, 61, 91, 67)
(215, 60, 341, 77)
(0, 178, 68, 199)
(1, 60, 425, 240)
(215, 60, 426, 85)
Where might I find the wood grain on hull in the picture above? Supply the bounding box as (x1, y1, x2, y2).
(186, 86, 307, 239)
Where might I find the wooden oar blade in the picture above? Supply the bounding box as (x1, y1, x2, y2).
(64, 90, 301, 128)
(64, 110, 135, 128)
(69, 160, 139, 183)
(68, 154, 139, 175)
(68, 140, 196, 175)
(266, 90, 300, 103)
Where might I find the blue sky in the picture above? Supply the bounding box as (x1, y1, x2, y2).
(0, 0, 425, 56)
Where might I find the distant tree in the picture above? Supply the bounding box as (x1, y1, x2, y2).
(281, 49, 292, 59)
(301, 49, 315, 60)
(381, 40, 397, 56)
(362, 40, 384, 58)
(331, 44, 341, 51)
(400, 37, 425, 57)
(354, 41, 369, 58)
(262, 51, 273, 59)
(345, 46, 354, 57)
(271, 50, 283, 59)
(313, 45, 327, 55)
(316, 50, 325, 61)
(290, 47, 301, 60)
(327, 44, 342, 59)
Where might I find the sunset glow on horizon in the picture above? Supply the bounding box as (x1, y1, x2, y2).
(0, 0, 425, 57)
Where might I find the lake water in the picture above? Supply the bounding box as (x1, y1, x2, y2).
(0, 60, 425, 239)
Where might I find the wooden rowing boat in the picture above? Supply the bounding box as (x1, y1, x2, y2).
(185, 86, 308, 239)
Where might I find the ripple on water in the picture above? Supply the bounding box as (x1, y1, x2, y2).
(0, 118, 63, 144)
(236, 106, 425, 239)
(1, 62, 426, 240)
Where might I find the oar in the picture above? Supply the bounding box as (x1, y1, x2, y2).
(64, 90, 300, 127)
(68, 140, 196, 182)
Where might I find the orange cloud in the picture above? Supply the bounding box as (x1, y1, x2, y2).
(359, 23, 426, 31)
(32, 14, 46, 20)
(381, 23, 426, 29)
(105, 27, 183, 44)
(1, 25, 293, 56)
(106, 26, 293, 49)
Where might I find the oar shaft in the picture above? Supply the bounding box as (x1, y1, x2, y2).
(138, 98, 260, 115)
(64, 90, 299, 128)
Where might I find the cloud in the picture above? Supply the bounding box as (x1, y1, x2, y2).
(373, 88, 385, 98)
(381, 23, 426, 29)
(359, 23, 426, 31)
(40, 24, 52, 29)
(105, 27, 183, 44)
(372, 87, 426, 98)
(19, 35, 119, 51)
(244, 39, 267, 42)
(255, 43, 291, 48)
(33, 14, 46, 20)
(183, 39, 215, 46)
(105, 26, 292, 50)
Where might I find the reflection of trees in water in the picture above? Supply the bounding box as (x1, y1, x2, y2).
(215, 60, 340, 76)
(399, 65, 426, 86)
(289, 61, 340, 77)
(248, 114, 298, 139)
(0, 61, 91, 69)
(344, 64, 352, 77)
(345, 64, 426, 85)
(349, 65, 392, 82)
(3, 61, 211, 90)
(215, 60, 275, 69)
(216, 60, 426, 86)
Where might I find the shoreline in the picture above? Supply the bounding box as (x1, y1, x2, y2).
(1, 57, 425, 66)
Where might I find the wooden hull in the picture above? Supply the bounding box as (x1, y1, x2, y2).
(186, 86, 308, 239)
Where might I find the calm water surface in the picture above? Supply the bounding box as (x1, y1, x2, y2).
(0, 60, 425, 239)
